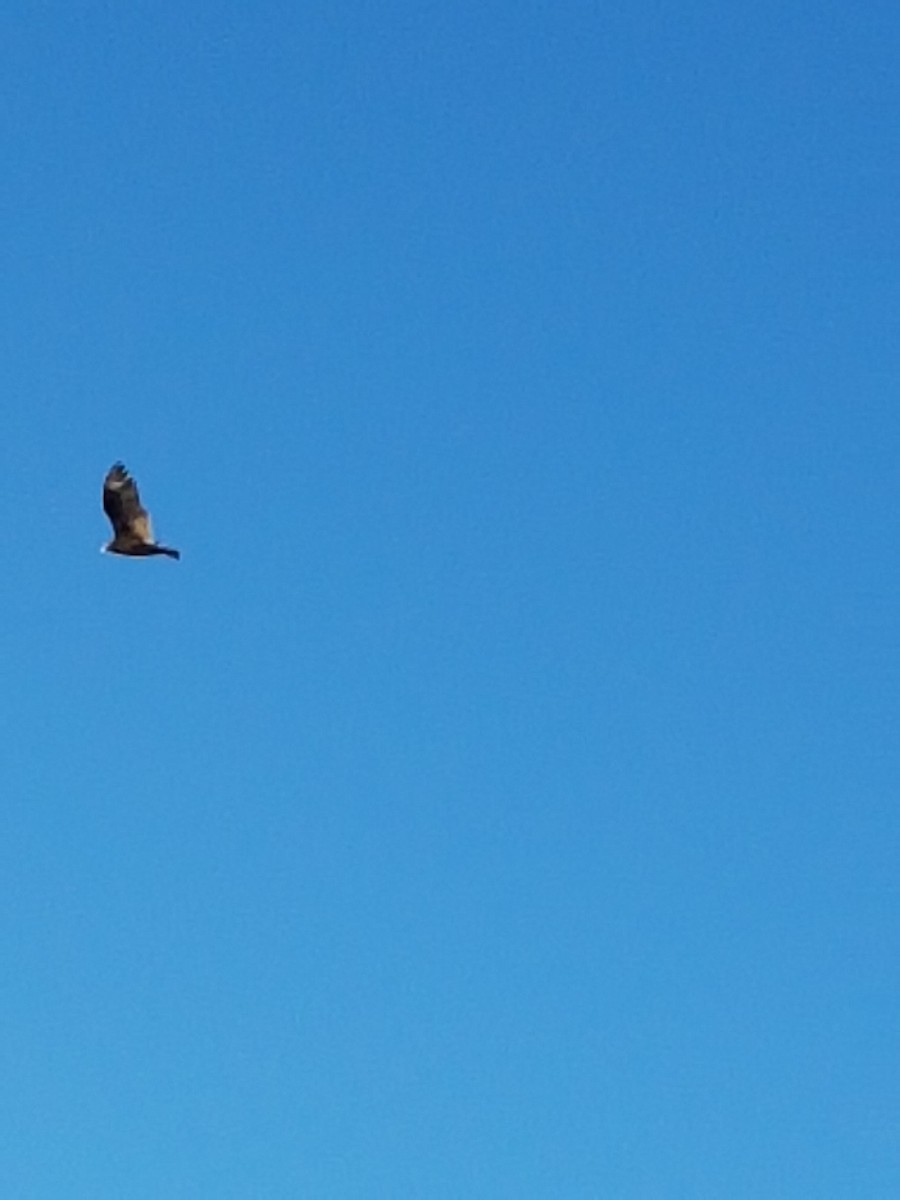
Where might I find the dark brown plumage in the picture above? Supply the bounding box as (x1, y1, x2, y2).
(102, 463, 180, 560)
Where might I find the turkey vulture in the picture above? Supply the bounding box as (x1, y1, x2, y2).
(102, 463, 180, 560)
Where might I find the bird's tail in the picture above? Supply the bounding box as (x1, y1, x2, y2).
(155, 545, 181, 560)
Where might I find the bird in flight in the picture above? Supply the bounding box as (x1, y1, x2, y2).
(102, 463, 180, 560)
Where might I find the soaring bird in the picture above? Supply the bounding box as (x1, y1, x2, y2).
(102, 463, 180, 560)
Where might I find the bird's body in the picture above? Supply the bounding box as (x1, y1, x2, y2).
(102, 463, 180, 560)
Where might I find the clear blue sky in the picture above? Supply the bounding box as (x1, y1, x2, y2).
(2, 2, 898, 1195)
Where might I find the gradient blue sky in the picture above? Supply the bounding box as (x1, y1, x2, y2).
(2, 2, 899, 1195)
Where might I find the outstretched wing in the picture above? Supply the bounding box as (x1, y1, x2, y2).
(103, 463, 153, 543)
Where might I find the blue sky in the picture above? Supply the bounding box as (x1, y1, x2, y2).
(2, 1, 899, 1195)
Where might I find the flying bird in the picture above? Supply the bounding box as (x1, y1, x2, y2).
(102, 463, 180, 560)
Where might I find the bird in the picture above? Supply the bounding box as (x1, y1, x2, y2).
(102, 462, 180, 560)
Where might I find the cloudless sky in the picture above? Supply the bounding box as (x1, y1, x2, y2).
(1, 2, 898, 1195)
